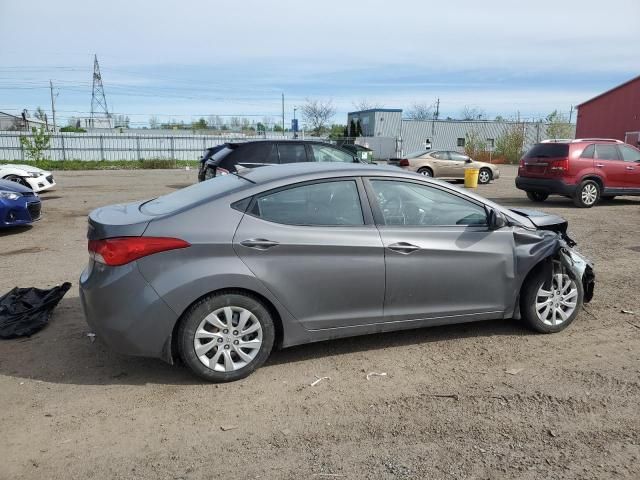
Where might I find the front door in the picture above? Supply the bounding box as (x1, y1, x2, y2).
(233, 178, 385, 330)
(365, 178, 515, 323)
(618, 144, 640, 191)
(595, 143, 627, 188)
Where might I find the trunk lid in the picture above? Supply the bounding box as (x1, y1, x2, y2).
(87, 201, 152, 240)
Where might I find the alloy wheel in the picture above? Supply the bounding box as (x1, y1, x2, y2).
(418, 169, 432, 177)
(193, 306, 263, 372)
(478, 170, 491, 184)
(581, 183, 598, 206)
(535, 273, 578, 326)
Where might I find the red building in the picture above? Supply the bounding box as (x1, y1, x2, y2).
(576, 75, 640, 145)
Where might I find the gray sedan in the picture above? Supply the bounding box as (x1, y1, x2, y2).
(80, 163, 594, 382)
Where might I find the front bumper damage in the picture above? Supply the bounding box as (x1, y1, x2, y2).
(559, 246, 595, 303)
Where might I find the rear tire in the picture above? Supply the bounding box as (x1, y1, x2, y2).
(573, 180, 600, 208)
(526, 191, 548, 202)
(520, 266, 583, 334)
(478, 168, 492, 184)
(178, 291, 275, 382)
(417, 167, 433, 177)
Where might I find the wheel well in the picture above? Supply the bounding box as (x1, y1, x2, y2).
(418, 166, 433, 174)
(169, 287, 284, 364)
(579, 175, 603, 189)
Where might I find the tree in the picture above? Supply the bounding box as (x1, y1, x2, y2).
(192, 118, 207, 130)
(460, 106, 486, 120)
(545, 110, 573, 140)
(60, 125, 86, 133)
(349, 119, 357, 137)
(352, 99, 384, 111)
(405, 102, 434, 121)
(495, 123, 525, 164)
(230, 117, 241, 130)
(328, 124, 347, 139)
(256, 122, 266, 135)
(301, 98, 336, 136)
(113, 114, 130, 128)
(464, 128, 487, 159)
(67, 116, 82, 129)
(149, 116, 159, 129)
(355, 120, 363, 137)
(34, 107, 46, 120)
(19, 126, 51, 161)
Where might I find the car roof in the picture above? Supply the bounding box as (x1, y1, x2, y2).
(240, 162, 398, 184)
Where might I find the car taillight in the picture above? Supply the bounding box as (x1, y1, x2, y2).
(549, 158, 569, 173)
(88, 237, 190, 266)
(216, 167, 230, 175)
(398, 159, 409, 167)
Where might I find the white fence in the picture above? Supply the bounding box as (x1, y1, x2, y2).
(0, 132, 304, 162)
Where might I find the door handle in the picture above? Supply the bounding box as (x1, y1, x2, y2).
(596, 163, 605, 168)
(626, 166, 635, 171)
(240, 238, 280, 250)
(387, 242, 420, 254)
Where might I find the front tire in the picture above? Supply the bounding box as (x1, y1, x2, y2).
(573, 180, 600, 208)
(478, 168, 492, 184)
(526, 191, 548, 202)
(417, 167, 433, 177)
(178, 292, 275, 382)
(520, 266, 583, 333)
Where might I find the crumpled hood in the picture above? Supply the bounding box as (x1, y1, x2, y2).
(509, 208, 568, 233)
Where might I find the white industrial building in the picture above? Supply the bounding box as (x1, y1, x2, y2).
(347, 108, 575, 160)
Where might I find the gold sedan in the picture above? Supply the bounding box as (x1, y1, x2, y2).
(389, 150, 500, 184)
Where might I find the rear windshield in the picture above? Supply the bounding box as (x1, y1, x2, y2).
(140, 174, 250, 215)
(525, 144, 569, 158)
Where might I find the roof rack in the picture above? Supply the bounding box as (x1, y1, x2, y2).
(540, 138, 624, 144)
(572, 138, 624, 143)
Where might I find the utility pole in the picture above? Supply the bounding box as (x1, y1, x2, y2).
(568, 105, 574, 123)
(434, 97, 440, 120)
(49, 80, 57, 132)
(281, 93, 285, 138)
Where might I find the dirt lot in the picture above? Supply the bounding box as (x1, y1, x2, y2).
(1, 165, 639, 480)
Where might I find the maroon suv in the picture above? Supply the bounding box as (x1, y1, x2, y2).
(516, 139, 640, 207)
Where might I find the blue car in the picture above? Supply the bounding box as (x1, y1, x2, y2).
(0, 179, 42, 228)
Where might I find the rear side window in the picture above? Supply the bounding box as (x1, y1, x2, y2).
(595, 144, 620, 161)
(619, 145, 640, 162)
(141, 174, 250, 215)
(278, 144, 307, 163)
(525, 144, 570, 158)
(310, 145, 354, 163)
(236, 143, 278, 164)
(251, 180, 364, 226)
(431, 151, 449, 160)
(580, 145, 595, 158)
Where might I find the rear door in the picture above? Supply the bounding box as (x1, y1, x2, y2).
(429, 151, 452, 175)
(233, 178, 385, 330)
(594, 144, 626, 188)
(365, 178, 515, 323)
(617, 144, 640, 190)
(448, 152, 469, 178)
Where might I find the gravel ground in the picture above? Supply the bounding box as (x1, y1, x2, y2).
(1, 166, 639, 480)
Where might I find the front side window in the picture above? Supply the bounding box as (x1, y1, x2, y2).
(278, 144, 307, 163)
(619, 145, 640, 162)
(595, 144, 620, 161)
(369, 180, 487, 227)
(251, 180, 364, 226)
(449, 152, 469, 162)
(311, 145, 354, 163)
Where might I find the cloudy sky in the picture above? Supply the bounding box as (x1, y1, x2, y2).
(0, 0, 637, 127)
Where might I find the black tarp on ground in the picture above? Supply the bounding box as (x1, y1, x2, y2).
(0, 282, 71, 339)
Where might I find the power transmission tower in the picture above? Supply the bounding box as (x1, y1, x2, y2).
(90, 54, 110, 128)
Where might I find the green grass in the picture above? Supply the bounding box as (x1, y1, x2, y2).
(0, 159, 200, 170)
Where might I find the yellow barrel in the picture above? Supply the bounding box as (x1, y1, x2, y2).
(464, 168, 479, 188)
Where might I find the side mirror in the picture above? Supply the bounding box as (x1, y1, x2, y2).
(465, 158, 472, 163)
(487, 208, 507, 230)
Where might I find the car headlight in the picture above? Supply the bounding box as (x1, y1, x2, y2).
(0, 190, 21, 200)
(27, 172, 41, 178)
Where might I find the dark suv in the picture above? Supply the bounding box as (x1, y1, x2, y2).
(516, 139, 640, 207)
(198, 140, 361, 181)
